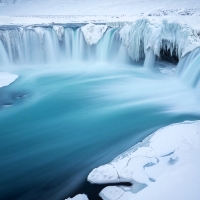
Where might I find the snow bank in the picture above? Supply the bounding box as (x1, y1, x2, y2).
(81, 23, 107, 45)
(66, 194, 88, 200)
(120, 18, 200, 61)
(0, 72, 18, 88)
(88, 120, 200, 200)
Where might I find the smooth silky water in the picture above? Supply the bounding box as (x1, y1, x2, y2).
(0, 26, 200, 200)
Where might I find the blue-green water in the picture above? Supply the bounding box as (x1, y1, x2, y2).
(0, 63, 200, 200)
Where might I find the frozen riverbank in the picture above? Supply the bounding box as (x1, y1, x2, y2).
(87, 120, 200, 200)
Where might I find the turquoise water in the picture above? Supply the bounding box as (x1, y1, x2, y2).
(0, 63, 200, 200)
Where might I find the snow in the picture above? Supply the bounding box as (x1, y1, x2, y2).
(0, 72, 18, 88)
(66, 194, 88, 200)
(88, 121, 200, 200)
(0, 0, 200, 16)
(81, 23, 107, 45)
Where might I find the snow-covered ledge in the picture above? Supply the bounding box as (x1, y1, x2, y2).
(88, 120, 200, 200)
(0, 72, 18, 88)
(81, 23, 108, 45)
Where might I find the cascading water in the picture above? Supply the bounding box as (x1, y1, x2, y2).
(177, 48, 200, 89)
(0, 25, 129, 66)
(1, 23, 200, 200)
(143, 48, 155, 69)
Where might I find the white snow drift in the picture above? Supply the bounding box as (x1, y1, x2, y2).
(88, 120, 200, 200)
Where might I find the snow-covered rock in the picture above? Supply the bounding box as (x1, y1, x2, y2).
(66, 194, 89, 200)
(0, 72, 18, 88)
(81, 23, 107, 45)
(53, 25, 64, 41)
(88, 120, 200, 200)
(34, 27, 45, 41)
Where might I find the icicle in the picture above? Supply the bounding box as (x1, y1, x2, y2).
(120, 19, 200, 62)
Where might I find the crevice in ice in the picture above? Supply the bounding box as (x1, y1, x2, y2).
(110, 163, 120, 180)
(161, 151, 175, 157)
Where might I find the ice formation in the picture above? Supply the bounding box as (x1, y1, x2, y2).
(0, 72, 18, 88)
(88, 120, 200, 200)
(120, 18, 200, 61)
(81, 23, 108, 45)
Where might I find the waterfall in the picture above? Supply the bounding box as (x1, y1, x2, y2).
(143, 48, 155, 69)
(0, 40, 9, 64)
(0, 25, 128, 66)
(177, 48, 200, 88)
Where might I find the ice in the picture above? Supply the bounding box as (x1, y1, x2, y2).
(88, 164, 119, 184)
(120, 18, 200, 61)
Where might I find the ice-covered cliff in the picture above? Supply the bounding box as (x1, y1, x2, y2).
(119, 18, 200, 61)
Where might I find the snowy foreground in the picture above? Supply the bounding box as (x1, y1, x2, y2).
(71, 120, 200, 200)
(0, 72, 18, 88)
